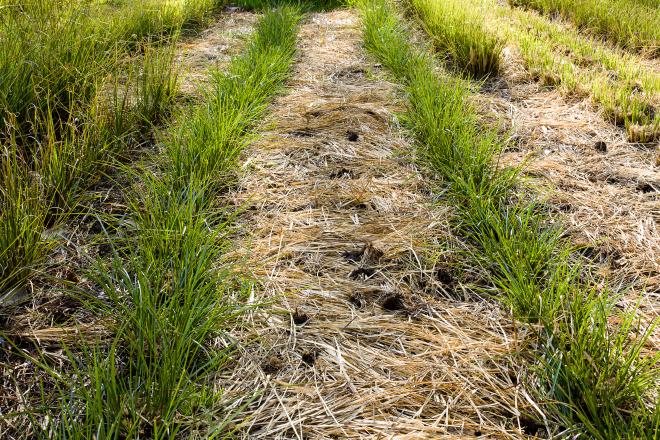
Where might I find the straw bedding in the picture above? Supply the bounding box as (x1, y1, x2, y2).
(217, 10, 537, 439)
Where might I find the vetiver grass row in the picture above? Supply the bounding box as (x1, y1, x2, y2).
(15, 7, 301, 438)
(358, 0, 659, 437)
(406, 0, 660, 142)
(406, 0, 500, 76)
(0, 0, 225, 304)
(508, 0, 660, 58)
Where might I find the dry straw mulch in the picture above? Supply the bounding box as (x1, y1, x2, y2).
(477, 47, 660, 342)
(218, 10, 538, 439)
(177, 8, 259, 96)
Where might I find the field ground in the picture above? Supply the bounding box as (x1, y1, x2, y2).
(476, 54, 660, 336)
(215, 10, 525, 437)
(0, 0, 659, 439)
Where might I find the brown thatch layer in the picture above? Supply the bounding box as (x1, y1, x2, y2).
(217, 10, 536, 439)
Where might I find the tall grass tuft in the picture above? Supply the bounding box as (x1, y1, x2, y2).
(359, 0, 659, 437)
(508, 0, 660, 58)
(407, 0, 501, 76)
(0, 0, 226, 137)
(0, 0, 221, 303)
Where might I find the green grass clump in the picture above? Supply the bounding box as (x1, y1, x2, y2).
(0, 0, 224, 134)
(20, 7, 301, 438)
(0, 0, 226, 302)
(407, 0, 501, 76)
(509, 0, 660, 57)
(0, 38, 181, 300)
(359, 0, 659, 437)
(167, 6, 299, 187)
(458, 0, 660, 142)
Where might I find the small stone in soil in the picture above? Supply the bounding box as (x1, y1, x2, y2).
(262, 355, 285, 374)
(349, 266, 376, 279)
(301, 349, 319, 366)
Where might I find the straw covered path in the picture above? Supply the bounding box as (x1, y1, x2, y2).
(218, 10, 536, 439)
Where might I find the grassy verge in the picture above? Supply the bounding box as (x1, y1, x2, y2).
(0, 0, 223, 136)
(359, 0, 659, 437)
(410, 0, 660, 142)
(5, 6, 300, 438)
(508, 0, 660, 57)
(407, 0, 501, 76)
(0, 39, 180, 300)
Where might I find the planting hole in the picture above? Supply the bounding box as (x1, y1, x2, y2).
(346, 130, 359, 142)
(381, 293, 405, 312)
(292, 309, 309, 325)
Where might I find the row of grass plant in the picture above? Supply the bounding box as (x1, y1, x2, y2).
(410, 0, 660, 143)
(406, 0, 501, 76)
(0, 0, 225, 138)
(358, 0, 659, 437)
(0, 39, 180, 303)
(0, 0, 229, 304)
(494, 0, 660, 142)
(12, 6, 301, 439)
(508, 0, 659, 58)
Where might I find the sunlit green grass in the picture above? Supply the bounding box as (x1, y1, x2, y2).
(15, 7, 300, 438)
(0, 0, 224, 301)
(408, 0, 502, 76)
(509, 0, 660, 57)
(446, 0, 660, 142)
(359, 0, 659, 437)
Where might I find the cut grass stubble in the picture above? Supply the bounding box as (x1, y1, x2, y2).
(359, 0, 659, 438)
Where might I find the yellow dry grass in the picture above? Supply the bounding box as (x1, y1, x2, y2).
(216, 10, 538, 439)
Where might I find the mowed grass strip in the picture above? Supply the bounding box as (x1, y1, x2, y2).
(508, 0, 660, 57)
(359, 0, 659, 438)
(13, 7, 300, 439)
(407, 0, 501, 76)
